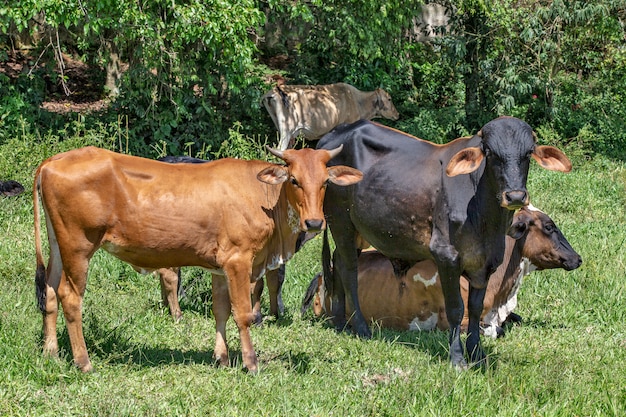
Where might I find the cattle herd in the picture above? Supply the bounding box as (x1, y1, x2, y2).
(21, 82, 580, 373)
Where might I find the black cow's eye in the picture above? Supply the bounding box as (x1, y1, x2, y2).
(544, 222, 555, 233)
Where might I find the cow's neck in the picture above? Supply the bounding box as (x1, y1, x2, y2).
(489, 234, 527, 303)
(465, 164, 517, 283)
(354, 90, 379, 120)
(273, 187, 302, 259)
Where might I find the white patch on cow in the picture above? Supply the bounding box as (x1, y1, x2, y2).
(287, 203, 300, 234)
(267, 252, 293, 272)
(408, 312, 439, 331)
(412, 271, 438, 287)
(481, 257, 537, 338)
(526, 203, 543, 213)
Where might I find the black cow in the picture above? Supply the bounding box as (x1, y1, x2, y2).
(317, 117, 572, 368)
(1, 180, 24, 196)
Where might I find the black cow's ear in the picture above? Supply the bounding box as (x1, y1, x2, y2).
(532, 146, 572, 172)
(446, 147, 484, 176)
(257, 165, 289, 184)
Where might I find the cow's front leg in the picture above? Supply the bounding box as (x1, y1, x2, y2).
(224, 262, 258, 373)
(211, 274, 231, 367)
(439, 271, 466, 369)
(466, 284, 487, 365)
(334, 251, 371, 338)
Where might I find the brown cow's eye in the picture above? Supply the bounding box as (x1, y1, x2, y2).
(290, 177, 299, 187)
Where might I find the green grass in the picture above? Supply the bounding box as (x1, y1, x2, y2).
(1, 136, 625, 416)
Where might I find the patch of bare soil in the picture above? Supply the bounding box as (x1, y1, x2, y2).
(1, 50, 109, 114)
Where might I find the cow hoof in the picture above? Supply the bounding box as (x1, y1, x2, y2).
(352, 324, 372, 339)
(505, 312, 523, 324)
(252, 312, 263, 327)
(77, 361, 93, 373)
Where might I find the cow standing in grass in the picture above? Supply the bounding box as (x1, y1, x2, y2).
(34, 146, 362, 373)
(317, 117, 572, 367)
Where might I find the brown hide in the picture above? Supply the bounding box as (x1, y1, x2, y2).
(34, 146, 362, 373)
(262, 82, 399, 150)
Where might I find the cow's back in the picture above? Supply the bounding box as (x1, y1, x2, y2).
(38, 147, 286, 271)
(319, 121, 480, 263)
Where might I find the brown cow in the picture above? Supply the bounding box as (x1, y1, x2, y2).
(302, 206, 581, 336)
(262, 82, 399, 150)
(34, 146, 362, 373)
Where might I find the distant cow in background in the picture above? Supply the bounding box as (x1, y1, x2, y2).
(262, 82, 399, 150)
(1, 180, 24, 196)
(302, 205, 581, 337)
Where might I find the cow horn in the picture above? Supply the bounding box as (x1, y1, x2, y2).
(266, 145, 285, 160)
(327, 144, 344, 160)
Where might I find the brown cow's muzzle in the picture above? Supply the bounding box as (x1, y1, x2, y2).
(304, 218, 325, 232)
(501, 190, 529, 210)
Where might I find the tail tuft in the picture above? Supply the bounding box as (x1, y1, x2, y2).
(35, 264, 46, 313)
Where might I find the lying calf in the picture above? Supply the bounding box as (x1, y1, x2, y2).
(302, 205, 581, 337)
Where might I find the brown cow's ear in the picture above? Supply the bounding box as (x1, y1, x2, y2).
(532, 146, 572, 172)
(257, 165, 289, 185)
(446, 147, 484, 176)
(508, 215, 530, 240)
(328, 165, 363, 186)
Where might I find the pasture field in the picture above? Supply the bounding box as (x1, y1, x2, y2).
(0, 136, 625, 416)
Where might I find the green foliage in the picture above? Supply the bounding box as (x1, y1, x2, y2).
(1, 0, 626, 159)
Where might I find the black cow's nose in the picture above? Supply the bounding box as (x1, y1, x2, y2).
(304, 219, 324, 231)
(503, 190, 528, 209)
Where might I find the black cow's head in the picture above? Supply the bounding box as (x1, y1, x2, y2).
(445, 117, 572, 210)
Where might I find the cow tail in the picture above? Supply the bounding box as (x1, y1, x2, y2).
(300, 272, 322, 315)
(276, 85, 289, 108)
(321, 227, 333, 297)
(33, 168, 47, 313)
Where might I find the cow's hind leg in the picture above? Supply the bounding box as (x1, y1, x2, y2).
(57, 260, 92, 372)
(158, 267, 182, 321)
(212, 274, 231, 367)
(40, 240, 64, 359)
(251, 278, 264, 326)
(466, 285, 487, 365)
(266, 267, 285, 318)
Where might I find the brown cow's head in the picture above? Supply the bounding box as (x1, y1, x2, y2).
(508, 205, 582, 271)
(374, 88, 400, 121)
(257, 146, 363, 232)
(445, 117, 572, 210)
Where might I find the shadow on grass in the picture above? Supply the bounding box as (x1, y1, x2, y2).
(302, 314, 500, 371)
(53, 313, 310, 373)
